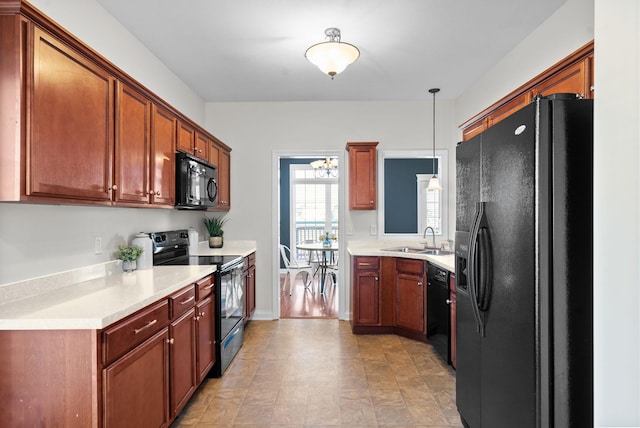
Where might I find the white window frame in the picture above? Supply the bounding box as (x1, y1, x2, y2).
(377, 149, 448, 241)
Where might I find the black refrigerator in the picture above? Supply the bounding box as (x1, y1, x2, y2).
(454, 94, 593, 428)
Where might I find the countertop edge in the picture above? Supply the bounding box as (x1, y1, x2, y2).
(348, 246, 455, 272)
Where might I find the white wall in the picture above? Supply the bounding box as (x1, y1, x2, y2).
(593, 1, 640, 425)
(205, 100, 457, 319)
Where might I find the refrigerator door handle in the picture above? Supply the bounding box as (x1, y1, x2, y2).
(477, 225, 492, 312)
(468, 202, 485, 336)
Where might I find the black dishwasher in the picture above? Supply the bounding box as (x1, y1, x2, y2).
(427, 263, 450, 364)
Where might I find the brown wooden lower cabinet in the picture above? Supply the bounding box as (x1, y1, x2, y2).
(394, 259, 427, 338)
(0, 275, 215, 427)
(169, 308, 197, 418)
(243, 252, 256, 322)
(103, 328, 171, 428)
(352, 256, 453, 349)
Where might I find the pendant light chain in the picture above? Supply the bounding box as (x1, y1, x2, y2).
(427, 88, 443, 190)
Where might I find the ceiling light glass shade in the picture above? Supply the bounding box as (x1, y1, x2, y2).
(427, 175, 443, 190)
(305, 28, 359, 79)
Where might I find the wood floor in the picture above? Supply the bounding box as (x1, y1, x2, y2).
(280, 272, 338, 319)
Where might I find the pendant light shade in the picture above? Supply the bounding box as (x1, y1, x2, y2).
(305, 28, 360, 79)
(427, 88, 443, 191)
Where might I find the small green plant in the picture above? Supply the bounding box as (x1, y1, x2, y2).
(203, 216, 228, 237)
(114, 245, 143, 262)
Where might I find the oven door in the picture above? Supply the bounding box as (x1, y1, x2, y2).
(219, 262, 244, 339)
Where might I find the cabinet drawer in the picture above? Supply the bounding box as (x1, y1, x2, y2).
(196, 275, 215, 301)
(354, 256, 379, 271)
(396, 258, 425, 275)
(103, 299, 169, 365)
(170, 285, 196, 319)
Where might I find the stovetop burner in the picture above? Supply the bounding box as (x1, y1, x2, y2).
(150, 229, 242, 271)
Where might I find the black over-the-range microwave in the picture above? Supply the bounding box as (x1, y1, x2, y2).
(175, 152, 218, 209)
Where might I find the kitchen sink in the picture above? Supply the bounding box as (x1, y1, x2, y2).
(381, 246, 425, 253)
(381, 247, 454, 256)
(421, 249, 454, 256)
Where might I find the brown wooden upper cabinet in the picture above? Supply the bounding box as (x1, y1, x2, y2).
(216, 148, 231, 210)
(346, 142, 378, 210)
(177, 122, 207, 161)
(0, 2, 230, 209)
(460, 41, 594, 140)
(29, 26, 115, 203)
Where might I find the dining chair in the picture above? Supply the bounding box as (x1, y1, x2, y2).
(279, 244, 315, 295)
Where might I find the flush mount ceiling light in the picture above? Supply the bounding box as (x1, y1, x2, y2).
(427, 88, 443, 191)
(305, 28, 360, 79)
(310, 157, 338, 178)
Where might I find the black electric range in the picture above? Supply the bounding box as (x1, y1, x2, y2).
(149, 229, 245, 377)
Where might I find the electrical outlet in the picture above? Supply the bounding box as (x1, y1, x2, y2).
(94, 236, 103, 255)
(370, 224, 377, 235)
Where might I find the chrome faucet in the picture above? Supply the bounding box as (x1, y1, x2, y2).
(423, 226, 436, 249)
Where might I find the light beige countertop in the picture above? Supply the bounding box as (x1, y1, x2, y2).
(0, 264, 215, 330)
(192, 240, 256, 258)
(347, 240, 455, 272)
(0, 240, 256, 331)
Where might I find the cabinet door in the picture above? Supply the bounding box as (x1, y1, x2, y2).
(103, 328, 170, 428)
(353, 270, 380, 325)
(395, 272, 426, 334)
(30, 27, 114, 201)
(196, 296, 215, 383)
(194, 132, 209, 161)
(216, 149, 231, 210)
(533, 58, 591, 99)
(177, 121, 196, 157)
(169, 309, 197, 417)
(347, 142, 378, 210)
(243, 253, 256, 322)
(115, 82, 150, 203)
(208, 141, 220, 167)
(150, 105, 176, 206)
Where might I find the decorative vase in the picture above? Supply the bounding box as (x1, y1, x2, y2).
(209, 236, 223, 248)
(122, 260, 137, 272)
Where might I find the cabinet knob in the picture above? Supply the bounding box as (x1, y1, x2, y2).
(155, 190, 161, 196)
(374, 276, 379, 281)
(200, 311, 205, 317)
(167, 338, 175, 345)
(108, 184, 118, 191)
(417, 281, 423, 287)
(446, 299, 452, 304)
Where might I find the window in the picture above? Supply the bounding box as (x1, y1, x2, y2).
(377, 149, 448, 240)
(290, 164, 338, 260)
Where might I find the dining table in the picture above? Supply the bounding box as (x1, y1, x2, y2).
(295, 241, 339, 294)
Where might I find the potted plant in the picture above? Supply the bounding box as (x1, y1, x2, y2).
(203, 215, 228, 248)
(115, 245, 144, 272)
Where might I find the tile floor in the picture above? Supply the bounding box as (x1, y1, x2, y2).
(174, 319, 462, 427)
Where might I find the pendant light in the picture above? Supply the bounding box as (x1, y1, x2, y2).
(305, 28, 360, 79)
(427, 88, 443, 190)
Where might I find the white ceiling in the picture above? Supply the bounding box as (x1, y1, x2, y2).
(95, 0, 566, 102)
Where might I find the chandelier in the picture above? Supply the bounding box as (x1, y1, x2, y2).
(310, 157, 338, 178)
(305, 28, 360, 79)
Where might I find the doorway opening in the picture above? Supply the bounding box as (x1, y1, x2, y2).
(275, 152, 345, 319)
